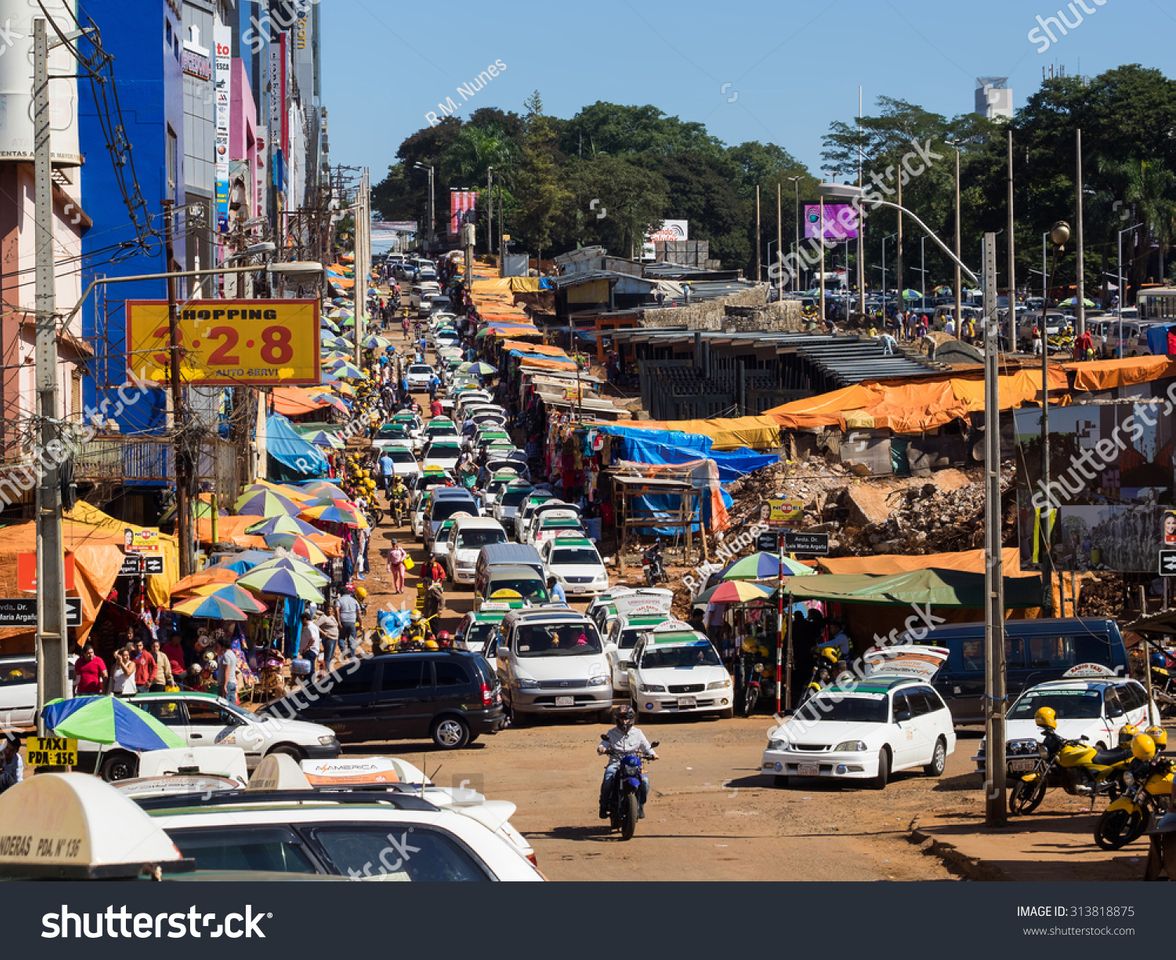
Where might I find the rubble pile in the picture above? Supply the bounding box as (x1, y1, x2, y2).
(1076, 573, 1130, 618)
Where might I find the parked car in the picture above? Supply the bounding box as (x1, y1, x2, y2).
(0, 655, 75, 732)
(259, 651, 504, 750)
(540, 535, 608, 596)
(425, 488, 480, 548)
(84, 691, 342, 781)
(405, 363, 436, 391)
(529, 513, 587, 548)
(493, 480, 535, 528)
(421, 440, 463, 472)
(478, 564, 551, 610)
(455, 602, 514, 653)
(496, 608, 614, 722)
(605, 611, 676, 693)
(448, 516, 509, 584)
(626, 626, 733, 718)
(369, 421, 414, 456)
(761, 673, 955, 789)
(375, 440, 419, 480)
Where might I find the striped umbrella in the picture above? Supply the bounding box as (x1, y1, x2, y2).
(721, 552, 815, 580)
(234, 489, 301, 517)
(457, 361, 497, 376)
(362, 334, 393, 350)
(301, 429, 345, 449)
(170, 567, 239, 596)
(42, 696, 184, 751)
(301, 500, 363, 527)
(238, 565, 325, 602)
(189, 583, 269, 615)
(244, 515, 320, 537)
(706, 580, 776, 604)
(250, 555, 331, 587)
(325, 361, 365, 380)
(265, 533, 329, 565)
(172, 592, 251, 621)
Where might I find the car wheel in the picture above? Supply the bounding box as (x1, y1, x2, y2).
(773, 775, 791, 788)
(868, 747, 890, 790)
(100, 751, 139, 782)
(431, 715, 470, 749)
(268, 744, 305, 761)
(718, 707, 734, 720)
(924, 737, 947, 777)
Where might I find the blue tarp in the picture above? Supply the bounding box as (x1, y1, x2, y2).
(595, 425, 779, 482)
(265, 413, 329, 479)
(1146, 325, 1173, 356)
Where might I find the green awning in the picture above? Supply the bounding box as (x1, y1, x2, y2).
(779, 568, 1042, 609)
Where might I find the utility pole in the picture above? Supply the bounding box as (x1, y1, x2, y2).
(1007, 129, 1016, 344)
(896, 175, 904, 314)
(353, 169, 369, 366)
(33, 17, 68, 724)
(954, 146, 963, 329)
(856, 85, 865, 318)
(163, 200, 194, 578)
(498, 190, 505, 276)
(981, 231, 1007, 828)
(818, 197, 826, 322)
(487, 167, 494, 256)
(755, 185, 762, 282)
(1075, 128, 1086, 336)
(775, 182, 782, 300)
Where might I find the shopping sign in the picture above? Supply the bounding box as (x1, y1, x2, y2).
(16, 553, 75, 592)
(126, 299, 321, 386)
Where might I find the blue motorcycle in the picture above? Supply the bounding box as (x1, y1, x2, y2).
(601, 735, 659, 840)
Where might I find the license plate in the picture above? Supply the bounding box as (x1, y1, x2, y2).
(798, 763, 820, 777)
(678, 697, 697, 709)
(554, 695, 574, 707)
(1009, 758, 1037, 772)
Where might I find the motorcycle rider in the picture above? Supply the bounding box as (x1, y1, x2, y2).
(597, 705, 657, 820)
(388, 474, 408, 522)
(642, 540, 665, 583)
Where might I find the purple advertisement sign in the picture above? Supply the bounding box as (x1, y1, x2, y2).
(804, 203, 859, 241)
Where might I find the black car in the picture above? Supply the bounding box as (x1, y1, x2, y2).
(259, 652, 504, 749)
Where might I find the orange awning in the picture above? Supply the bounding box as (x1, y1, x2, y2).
(1066, 355, 1176, 392)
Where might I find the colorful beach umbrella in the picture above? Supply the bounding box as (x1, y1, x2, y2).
(170, 567, 239, 596)
(362, 334, 393, 350)
(298, 480, 349, 501)
(189, 583, 268, 614)
(238, 565, 325, 602)
(721, 552, 815, 581)
(458, 361, 497, 376)
(265, 533, 329, 564)
(234, 489, 301, 517)
(301, 501, 363, 527)
(172, 592, 251, 621)
(249, 555, 331, 587)
(42, 696, 185, 751)
(706, 580, 776, 604)
(245, 515, 320, 537)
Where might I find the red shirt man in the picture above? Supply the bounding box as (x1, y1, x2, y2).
(430, 398, 443, 417)
(132, 640, 156, 688)
(73, 646, 107, 695)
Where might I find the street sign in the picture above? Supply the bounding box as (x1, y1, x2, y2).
(783, 531, 830, 556)
(120, 555, 164, 576)
(126, 299, 321, 386)
(16, 553, 75, 592)
(1160, 550, 1176, 576)
(0, 596, 82, 628)
(756, 531, 781, 552)
(25, 737, 78, 767)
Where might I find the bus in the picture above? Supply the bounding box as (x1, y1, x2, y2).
(1137, 287, 1176, 322)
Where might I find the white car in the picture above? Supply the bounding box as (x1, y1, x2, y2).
(377, 441, 420, 480)
(604, 612, 676, 693)
(406, 363, 436, 391)
(0, 654, 75, 731)
(529, 512, 587, 548)
(415, 420, 461, 455)
(83, 692, 341, 781)
(626, 626, 732, 718)
(493, 481, 536, 528)
(421, 440, 463, 472)
(977, 671, 1158, 774)
(761, 673, 956, 789)
(541, 535, 609, 596)
(448, 516, 509, 584)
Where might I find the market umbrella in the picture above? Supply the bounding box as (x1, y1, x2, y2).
(1060, 296, 1096, 307)
(301, 429, 345, 449)
(320, 318, 340, 335)
(251, 555, 331, 588)
(298, 480, 349, 500)
(706, 580, 776, 604)
(457, 361, 497, 376)
(245, 515, 320, 537)
(173, 592, 251, 621)
(238, 565, 325, 602)
(362, 334, 392, 350)
(721, 552, 815, 580)
(234, 489, 301, 517)
(170, 567, 239, 595)
(41, 696, 185, 751)
(189, 582, 268, 614)
(325, 361, 365, 380)
(901, 289, 923, 301)
(301, 501, 363, 527)
(264, 533, 329, 564)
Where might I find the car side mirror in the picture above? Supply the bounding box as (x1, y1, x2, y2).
(894, 708, 912, 723)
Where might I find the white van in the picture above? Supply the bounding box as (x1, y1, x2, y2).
(447, 516, 509, 584)
(496, 609, 614, 722)
(410, 281, 442, 309)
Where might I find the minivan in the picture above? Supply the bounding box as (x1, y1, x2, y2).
(906, 618, 1129, 724)
(426, 489, 480, 548)
(474, 542, 545, 591)
(496, 609, 614, 722)
(478, 564, 550, 610)
(260, 651, 504, 749)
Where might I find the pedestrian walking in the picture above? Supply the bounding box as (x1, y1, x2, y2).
(73, 644, 107, 695)
(214, 635, 239, 705)
(335, 586, 363, 657)
(386, 540, 407, 594)
(315, 604, 340, 674)
(0, 733, 23, 795)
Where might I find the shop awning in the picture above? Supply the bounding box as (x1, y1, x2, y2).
(777, 568, 1042, 608)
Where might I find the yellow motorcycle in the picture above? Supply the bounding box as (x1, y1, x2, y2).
(1094, 734, 1173, 850)
(1008, 733, 1132, 816)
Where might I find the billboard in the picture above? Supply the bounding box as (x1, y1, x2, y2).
(449, 190, 477, 236)
(126, 300, 321, 386)
(213, 16, 232, 232)
(804, 203, 859, 242)
(646, 220, 689, 243)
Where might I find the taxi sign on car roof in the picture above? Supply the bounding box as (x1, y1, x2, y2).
(1061, 662, 1118, 679)
(648, 628, 709, 647)
(625, 613, 672, 626)
(550, 536, 593, 546)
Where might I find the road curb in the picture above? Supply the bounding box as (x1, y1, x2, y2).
(907, 822, 1010, 881)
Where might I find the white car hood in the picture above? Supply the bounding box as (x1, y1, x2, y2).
(1004, 717, 1107, 745)
(771, 718, 886, 747)
(550, 562, 605, 579)
(515, 653, 607, 681)
(635, 665, 728, 687)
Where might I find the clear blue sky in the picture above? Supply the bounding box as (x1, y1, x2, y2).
(322, 0, 1176, 179)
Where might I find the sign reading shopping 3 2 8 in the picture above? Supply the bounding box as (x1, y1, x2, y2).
(126, 299, 321, 386)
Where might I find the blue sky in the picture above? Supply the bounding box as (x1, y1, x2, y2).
(322, 0, 1176, 179)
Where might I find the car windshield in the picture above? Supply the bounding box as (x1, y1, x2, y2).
(409, 366, 432, 375)
(465, 621, 498, 646)
(432, 500, 476, 522)
(309, 826, 489, 881)
(549, 548, 600, 565)
(0, 661, 34, 685)
(389, 449, 416, 463)
(492, 579, 549, 603)
(427, 445, 461, 456)
(457, 529, 506, 549)
(377, 425, 408, 438)
(794, 696, 889, 724)
(514, 622, 602, 656)
(500, 488, 534, 507)
(1008, 690, 1104, 720)
(640, 645, 721, 669)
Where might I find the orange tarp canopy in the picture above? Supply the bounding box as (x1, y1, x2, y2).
(769, 385, 878, 431)
(516, 356, 578, 372)
(272, 387, 336, 417)
(1066, 355, 1176, 392)
(818, 548, 1024, 576)
(502, 341, 568, 358)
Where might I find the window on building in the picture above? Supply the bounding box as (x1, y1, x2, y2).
(166, 126, 178, 194)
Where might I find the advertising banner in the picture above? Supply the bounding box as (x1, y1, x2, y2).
(449, 190, 477, 236)
(213, 17, 232, 232)
(126, 300, 321, 386)
(804, 203, 859, 242)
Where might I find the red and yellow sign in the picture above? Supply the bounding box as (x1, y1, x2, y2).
(126, 299, 321, 386)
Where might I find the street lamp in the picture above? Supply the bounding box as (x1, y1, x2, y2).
(413, 161, 435, 251)
(786, 176, 802, 291)
(1118, 222, 1144, 358)
(880, 233, 896, 316)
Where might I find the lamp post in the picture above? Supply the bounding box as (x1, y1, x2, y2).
(413, 161, 435, 251)
(1118, 222, 1144, 358)
(881, 233, 896, 317)
(1039, 220, 1071, 618)
(786, 176, 801, 291)
(817, 183, 1010, 826)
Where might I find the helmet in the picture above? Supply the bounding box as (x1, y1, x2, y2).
(613, 705, 635, 730)
(818, 646, 839, 665)
(424, 639, 439, 651)
(411, 610, 422, 622)
(1118, 723, 1139, 748)
(1132, 733, 1158, 763)
(354, 586, 368, 601)
(1034, 706, 1057, 730)
(1145, 725, 1168, 750)
(436, 630, 452, 645)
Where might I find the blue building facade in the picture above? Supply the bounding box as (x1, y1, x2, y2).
(78, 0, 187, 435)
